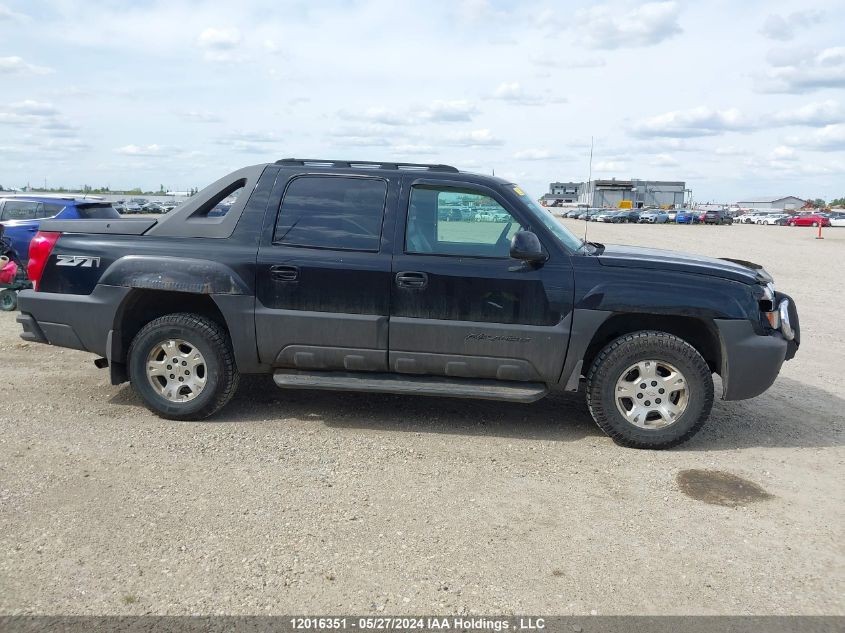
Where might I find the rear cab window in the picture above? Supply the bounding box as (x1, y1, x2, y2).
(274, 176, 388, 251)
(75, 203, 121, 219)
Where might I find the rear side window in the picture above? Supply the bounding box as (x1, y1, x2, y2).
(76, 204, 121, 219)
(39, 203, 66, 218)
(274, 176, 387, 251)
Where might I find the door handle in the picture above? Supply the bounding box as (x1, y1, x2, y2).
(270, 265, 299, 282)
(395, 271, 428, 290)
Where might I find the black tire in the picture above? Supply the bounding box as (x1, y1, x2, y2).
(128, 313, 239, 420)
(586, 331, 714, 449)
(0, 289, 17, 312)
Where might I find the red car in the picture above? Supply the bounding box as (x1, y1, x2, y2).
(786, 214, 831, 227)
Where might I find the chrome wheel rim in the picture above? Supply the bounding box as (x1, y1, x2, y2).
(614, 360, 689, 429)
(146, 339, 207, 403)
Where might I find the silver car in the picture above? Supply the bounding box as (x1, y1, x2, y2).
(639, 210, 669, 224)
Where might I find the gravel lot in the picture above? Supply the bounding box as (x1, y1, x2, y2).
(0, 222, 842, 615)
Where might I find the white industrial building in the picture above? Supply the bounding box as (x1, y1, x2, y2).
(577, 179, 686, 209)
(735, 196, 805, 211)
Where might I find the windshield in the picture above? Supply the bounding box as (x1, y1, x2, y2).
(509, 184, 585, 252)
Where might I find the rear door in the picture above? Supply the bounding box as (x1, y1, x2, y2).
(388, 178, 574, 383)
(254, 172, 398, 371)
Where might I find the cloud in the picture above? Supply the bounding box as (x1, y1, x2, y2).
(0, 3, 29, 22)
(0, 100, 76, 135)
(115, 144, 171, 157)
(328, 125, 391, 147)
(490, 82, 567, 106)
(390, 143, 435, 155)
(344, 100, 479, 126)
(513, 149, 560, 160)
(197, 27, 243, 62)
(760, 10, 824, 41)
(785, 124, 845, 151)
(215, 131, 284, 152)
(574, 1, 682, 49)
(344, 107, 410, 126)
(417, 100, 479, 122)
(650, 153, 679, 167)
(180, 110, 222, 123)
(445, 129, 503, 147)
(593, 160, 627, 172)
(632, 106, 751, 137)
(756, 46, 845, 94)
(770, 100, 844, 127)
(0, 56, 53, 76)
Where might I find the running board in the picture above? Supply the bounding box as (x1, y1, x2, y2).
(272, 370, 548, 403)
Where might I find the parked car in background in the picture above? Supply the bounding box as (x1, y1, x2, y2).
(113, 200, 126, 213)
(639, 210, 669, 224)
(0, 195, 120, 262)
(675, 210, 698, 224)
(758, 213, 788, 225)
(786, 213, 830, 227)
(613, 210, 641, 223)
(666, 210, 678, 221)
(703, 209, 733, 225)
(123, 201, 142, 214)
(828, 212, 845, 227)
(141, 202, 166, 214)
(595, 210, 619, 223)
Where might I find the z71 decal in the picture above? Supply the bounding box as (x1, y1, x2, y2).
(55, 255, 101, 268)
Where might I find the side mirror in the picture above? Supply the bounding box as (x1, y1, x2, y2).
(509, 231, 547, 265)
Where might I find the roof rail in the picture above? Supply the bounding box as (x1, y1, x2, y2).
(275, 158, 459, 173)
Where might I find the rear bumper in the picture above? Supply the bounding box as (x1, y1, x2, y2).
(16, 286, 129, 356)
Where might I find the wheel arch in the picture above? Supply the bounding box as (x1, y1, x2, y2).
(582, 313, 722, 380)
(108, 288, 263, 383)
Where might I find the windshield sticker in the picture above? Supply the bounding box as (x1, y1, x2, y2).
(512, 186, 526, 196)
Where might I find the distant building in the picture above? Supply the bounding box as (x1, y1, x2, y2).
(577, 178, 686, 209)
(735, 196, 805, 211)
(540, 181, 582, 205)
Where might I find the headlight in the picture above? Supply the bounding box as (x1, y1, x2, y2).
(779, 299, 795, 341)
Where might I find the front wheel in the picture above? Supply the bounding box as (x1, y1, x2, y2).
(128, 313, 239, 420)
(586, 331, 714, 449)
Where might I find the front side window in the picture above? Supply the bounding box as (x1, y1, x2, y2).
(406, 186, 523, 257)
(1, 200, 39, 221)
(274, 176, 387, 251)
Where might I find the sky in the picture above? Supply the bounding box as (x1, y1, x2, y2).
(1, 0, 844, 203)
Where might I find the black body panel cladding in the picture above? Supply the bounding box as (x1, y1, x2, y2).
(16, 313, 47, 344)
(558, 308, 613, 389)
(99, 256, 250, 295)
(147, 164, 268, 239)
(17, 285, 130, 356)
(715, 319, 788, 400)
(212, 293, 266, 373)
(387, 314, 571, 384)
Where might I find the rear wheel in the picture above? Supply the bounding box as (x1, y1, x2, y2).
(128, 313, 239, 420)
(586, 331, 713, 449)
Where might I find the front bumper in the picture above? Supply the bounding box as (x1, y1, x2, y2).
(714, 293, 799, 400)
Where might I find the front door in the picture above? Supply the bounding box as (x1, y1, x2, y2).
(255, 173, 397, 372)
(389, 180, 574, 383)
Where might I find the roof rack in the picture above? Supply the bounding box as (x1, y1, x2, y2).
(275, 158, 459, 173)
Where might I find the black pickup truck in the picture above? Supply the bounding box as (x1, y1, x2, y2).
(16, 159, 799, 448)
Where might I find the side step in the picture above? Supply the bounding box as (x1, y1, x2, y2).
(273, 370, 548, 403)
